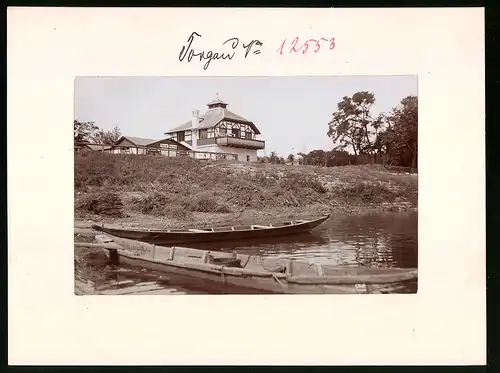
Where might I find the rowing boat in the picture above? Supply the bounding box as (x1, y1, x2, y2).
(75, 233, 418, 294)
(91, 214, 331, 246)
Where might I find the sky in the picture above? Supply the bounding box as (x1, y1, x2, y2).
(74, 76, 417, 157)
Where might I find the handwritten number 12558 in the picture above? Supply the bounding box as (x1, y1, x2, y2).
(277, 37, 336, 55)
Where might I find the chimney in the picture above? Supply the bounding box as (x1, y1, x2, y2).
(191, 110, 199, 150)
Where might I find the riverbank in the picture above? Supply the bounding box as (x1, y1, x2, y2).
(74, 153, 418, 293)
(74, 152, 418, 228)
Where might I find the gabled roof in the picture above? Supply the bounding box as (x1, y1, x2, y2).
(87, 144, 112, 151)
(147, 138, 191, 150)
(115, 136, 158, 146)
(166, 108, 261, 135)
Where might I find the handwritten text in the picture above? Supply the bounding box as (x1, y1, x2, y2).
(178, 32, 263, 70)
(276, 37, 336, 55)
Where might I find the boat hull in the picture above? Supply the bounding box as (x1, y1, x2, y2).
(92, 215, 331, 246)
(115, 253, 415, 294)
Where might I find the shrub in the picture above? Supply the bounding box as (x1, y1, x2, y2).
(280, 173, 327, 194)
(75, 191, 126, 217)
(165, 205, 193, 220)
(131, 192, 172, 215)
(184, 193, 232, 213)
(130, 191, 193, 219)
(333, 181, 398, 204)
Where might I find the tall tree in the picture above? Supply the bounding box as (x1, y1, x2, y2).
(269, 151, 279, 164)
(74, 120, 99, 143)
(92, 126, 122, 145)
(302, 149, 327, 166)
(327, 91, 384, 161)
(327, 150, 353, 166)
(297, 152, 307, 165)
(380, 95, 418, 168)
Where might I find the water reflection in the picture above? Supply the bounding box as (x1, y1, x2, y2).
(96, 267, 269, 295)
(182, 210, 418, 269)
(184, 231, 330, 250)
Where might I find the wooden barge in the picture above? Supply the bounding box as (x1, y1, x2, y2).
(75, 232, 418, 295)
(91, 215, 331, 246)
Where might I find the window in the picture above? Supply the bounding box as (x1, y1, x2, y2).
(219, 127, 227, 136)
(231, 128, 240, 138)
(245, 131, 253, 139)
(147, 148, 160, 155)
(177, 131, 185, 142)
(199, 129, 208, 139)
(247, 155, 251, 162)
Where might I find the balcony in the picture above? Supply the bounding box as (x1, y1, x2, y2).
(216, 136, 265, 150)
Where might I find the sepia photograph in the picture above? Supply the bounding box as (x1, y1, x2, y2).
(74, 76, 418, 295)
(8, 6, 486, 365)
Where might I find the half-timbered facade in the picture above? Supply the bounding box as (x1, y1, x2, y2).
(165, 97, 265, 162)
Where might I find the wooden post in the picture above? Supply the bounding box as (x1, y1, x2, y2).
(169, 247, 175, 261)
(285, 259, 293, 277)
(203, 251, 211, 263)
(108, 249, 119, 266)
(152, 244, 156, 259)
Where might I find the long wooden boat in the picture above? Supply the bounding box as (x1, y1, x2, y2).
(76, 233, 418, 295)
(91, 214, 331, 246)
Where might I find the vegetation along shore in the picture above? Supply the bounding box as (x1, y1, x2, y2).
(74, 152, 417, 229)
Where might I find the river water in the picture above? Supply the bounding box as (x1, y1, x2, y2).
(94, 210, 418, 294)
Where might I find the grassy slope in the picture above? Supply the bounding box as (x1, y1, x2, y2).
(74, 152, 417, 227)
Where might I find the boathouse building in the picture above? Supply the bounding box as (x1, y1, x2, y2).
(164, 97, 265, 162)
